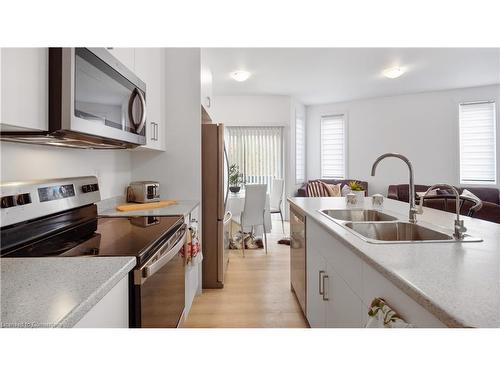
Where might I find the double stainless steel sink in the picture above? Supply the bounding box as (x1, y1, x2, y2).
(319, 209, 481, 244)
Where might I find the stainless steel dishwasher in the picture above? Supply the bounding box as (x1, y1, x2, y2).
(290, 206, 306, 315)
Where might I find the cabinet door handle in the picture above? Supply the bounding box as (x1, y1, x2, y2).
(319, 270, 325, 295)
(155, 123, 159, 141)
(322, 274, 329, 301)
(150, 122, 155, 140)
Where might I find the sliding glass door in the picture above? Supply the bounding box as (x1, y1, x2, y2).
(226, 126, 283, 191)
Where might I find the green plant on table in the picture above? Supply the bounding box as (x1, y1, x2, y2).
(228, 164, 244, 187)
(348, 180, 364, 191)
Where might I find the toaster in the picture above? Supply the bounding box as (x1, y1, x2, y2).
(127, 181, 160, 203)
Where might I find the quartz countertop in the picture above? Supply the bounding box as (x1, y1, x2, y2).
(1, 257, 136, 328)
(98, 196, 199, 218)
(288, 197, 500, 328)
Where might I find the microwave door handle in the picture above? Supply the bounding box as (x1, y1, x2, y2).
(128, 88, 147, 134)
(138, 226, 187, 283)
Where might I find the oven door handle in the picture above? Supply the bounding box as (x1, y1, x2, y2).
(137, 226, 187, 284)
(128, 88, 147, 134)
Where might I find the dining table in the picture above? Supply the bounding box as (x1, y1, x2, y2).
(226, 190, 272, 234)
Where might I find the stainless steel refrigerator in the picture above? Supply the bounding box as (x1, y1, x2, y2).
(201, 111, 230, 288)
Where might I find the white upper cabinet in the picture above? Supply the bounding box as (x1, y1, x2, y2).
(0, 48, 48, 131)
(200, 65, 214, 121)
(134, 48, 165, 151)
(107, 48, 135, 72)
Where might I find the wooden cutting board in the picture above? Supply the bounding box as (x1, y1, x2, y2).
(116, 200, 178, 212)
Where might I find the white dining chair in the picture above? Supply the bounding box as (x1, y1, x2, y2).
(270, 178, 285, 233)
(233, 184, 268, 256)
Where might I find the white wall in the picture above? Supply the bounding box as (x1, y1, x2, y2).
(131, 48, 201, 201)
(0, 142, 132, 199)
(212, 95, 291, 126)
(306, 84, 500, 195)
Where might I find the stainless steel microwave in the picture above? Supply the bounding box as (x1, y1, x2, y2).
(0, 48, 147, 149)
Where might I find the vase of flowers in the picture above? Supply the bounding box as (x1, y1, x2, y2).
(348, 180, 365, 201)
(228, 164, 243, 193)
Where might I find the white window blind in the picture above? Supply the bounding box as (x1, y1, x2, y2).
(295, 117, 305, 183)
(459, 101, 497, 184)
(226, 126, 283, 190)
(321, 115, 346, 179)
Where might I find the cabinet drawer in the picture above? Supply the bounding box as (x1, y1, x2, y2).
(362, 262, 446, 328)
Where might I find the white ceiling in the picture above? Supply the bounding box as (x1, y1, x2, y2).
(202, 48, 500, 105)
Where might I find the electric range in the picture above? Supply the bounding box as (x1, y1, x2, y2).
(1, 176, 186, 328)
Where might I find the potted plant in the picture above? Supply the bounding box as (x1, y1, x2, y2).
(228, 164, 244, 193)
(348, 180, 365, 200)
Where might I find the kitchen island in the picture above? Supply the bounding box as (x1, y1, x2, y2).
(1, 257, 135, 328)
(289, 197, 500, 328)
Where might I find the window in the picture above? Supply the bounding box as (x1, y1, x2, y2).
(226, 126, 283, 190)
(320, 115, 346, 179)
(295, 117, 306, 184)
(459, 101, 497, 184)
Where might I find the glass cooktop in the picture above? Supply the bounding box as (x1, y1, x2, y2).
(3, 215, 183, 264)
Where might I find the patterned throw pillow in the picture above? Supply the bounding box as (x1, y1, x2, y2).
(306, 180, 329, 197)
(321, 182, 342, 197)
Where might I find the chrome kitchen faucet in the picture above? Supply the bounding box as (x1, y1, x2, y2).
(371, 153, 418, 224)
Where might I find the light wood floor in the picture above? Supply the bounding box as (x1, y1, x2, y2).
(184, 220, 309, 328)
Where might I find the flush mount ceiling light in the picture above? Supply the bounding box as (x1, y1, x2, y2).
(383, 66, 405, 79)
(230, 70, 251, 82)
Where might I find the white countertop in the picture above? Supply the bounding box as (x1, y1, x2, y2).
(288, 197, 500, 327)
(98, 196, 199, 217)
(1, 257, 136, 328)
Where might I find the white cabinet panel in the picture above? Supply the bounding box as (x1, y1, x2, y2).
(74, 276, 129, 328)
(200, 65, 213, 120)
(306, 238, 326, 328)
(0, 48, 48, 131)
(107, 48, 135, 72)
(134, 48, 165, 151)
(308, 220, 363, 299)
(362, 262, 446, 328)
(325, 263, 364, 328)
(306, 218, 443, 328)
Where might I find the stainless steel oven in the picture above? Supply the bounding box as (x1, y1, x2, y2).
(132, 224, 187, 328)
(1, 48, 147, 149)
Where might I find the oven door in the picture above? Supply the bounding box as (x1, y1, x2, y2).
(58, 48, 147, 146)
(132, 225, 187, 328)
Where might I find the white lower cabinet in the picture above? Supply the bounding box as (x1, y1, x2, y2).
(304, 217, 444, 328)
(306, 242, 327, 327)
(325, 264, 364, 328)
(182, 206, 202, 323)
(74, 275, 129, 328)
(306, 223, 364, 328)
